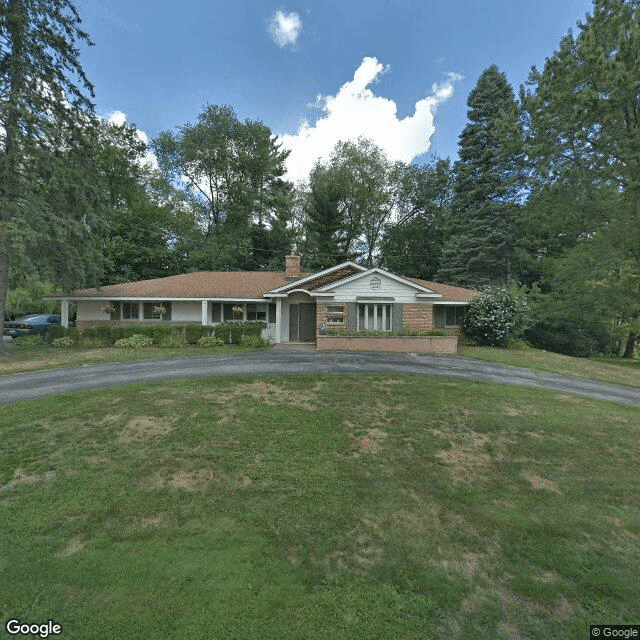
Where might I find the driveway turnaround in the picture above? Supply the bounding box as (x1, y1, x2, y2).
(0, 350, 639, 407)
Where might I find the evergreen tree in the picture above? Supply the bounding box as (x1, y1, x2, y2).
(523, 0, 640, 356)
(436, 65, 526, 287)
(302, 160, 352, 270)
(0, 0, 94, 344)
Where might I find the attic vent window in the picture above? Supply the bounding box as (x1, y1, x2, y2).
(369, 276, 382, 290)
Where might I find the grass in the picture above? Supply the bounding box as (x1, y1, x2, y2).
(460, 346, 640, 389)
(0, 343, 267, 376)
(1, 374, 639, 639)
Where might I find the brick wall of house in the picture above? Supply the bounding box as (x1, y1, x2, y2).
(402, 304, 433, 331)
(317, 335, 457, 354)
(316, 302, 350, 333)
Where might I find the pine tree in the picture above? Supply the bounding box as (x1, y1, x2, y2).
(436, 65, 526, 287)
(0, 0, 95, 347)
(523, 0, 640, 356)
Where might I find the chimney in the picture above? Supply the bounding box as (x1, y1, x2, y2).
(285, 254, 302, 281)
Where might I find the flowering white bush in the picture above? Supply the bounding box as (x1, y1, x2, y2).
(463, 285, 531, 347)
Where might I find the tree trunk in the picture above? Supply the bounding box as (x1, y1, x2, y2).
(0, 236, 9, 355)
(623, 332, 637, 359)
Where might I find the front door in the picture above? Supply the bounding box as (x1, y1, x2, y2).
(288, 303, 316, 342)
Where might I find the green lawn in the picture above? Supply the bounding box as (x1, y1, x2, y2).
(0, 343, 265, 376)
(460, 346, 640, 389)
(1, 375, 638, 639)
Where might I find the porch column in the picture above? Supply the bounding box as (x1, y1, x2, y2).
(201, 300, 208, 326)
(138, 302, 144, 321)
(275, 299, 282, 344)
(61, 300, 69, 328)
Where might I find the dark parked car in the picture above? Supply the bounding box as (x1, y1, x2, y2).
(3, 314, 74, 338)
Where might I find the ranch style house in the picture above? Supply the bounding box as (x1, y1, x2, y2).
(48, 256, 477, 347)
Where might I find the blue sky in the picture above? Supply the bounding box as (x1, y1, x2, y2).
(77, 0, 594, 182)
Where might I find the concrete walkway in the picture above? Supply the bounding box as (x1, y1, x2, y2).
(1, 350, 640, 407)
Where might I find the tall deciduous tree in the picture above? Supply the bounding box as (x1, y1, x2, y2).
(381, 158, 452, 280)
(153, 104, 293, 271)
(0, 0, 94, 346)
(302, 138, 397, 269)
(436, 65, 526, 287)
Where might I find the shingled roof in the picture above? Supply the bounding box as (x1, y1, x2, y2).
(405, 278, 477, 302)
(68, 271, 290, 299)
(57, 269, 477, 303)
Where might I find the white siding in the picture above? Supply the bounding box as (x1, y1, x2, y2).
(171, 301, 201, 322)
(331, 273, 422, 303)
(77, 301, 110, 322)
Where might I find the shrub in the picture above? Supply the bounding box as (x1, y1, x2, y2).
(197, 336, 225, 348)
(463, 285, 532, 347)
(45, 324, 66, 342)
(114, 334, 153, 349)
(13, 334, 43, 346)
(240, 334, 269, 349)
(325, 328, 452, 337)
(525, 316, 616, 357)
(80, 327, 112, 346)
(185, 324, 211, 344)
(158, 334, 186, 348)
(94, 325, 113, 345)
(214, 322, 262, 344)
(51, 336, 75, 348)
(214, 323, 232, 344)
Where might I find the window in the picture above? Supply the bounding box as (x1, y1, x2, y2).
(122, 302, 139, 320)
(434, 306, 465, 328)
(357, 303, 392, 331)
(325, 304, 345, 325)
(223, 303, 236, 321)
(246, 303, 267, 321)
(143, 301, 172, 320)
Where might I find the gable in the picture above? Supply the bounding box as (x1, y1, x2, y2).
(266, 262, 366, 294)
(327, 271, 440, 303)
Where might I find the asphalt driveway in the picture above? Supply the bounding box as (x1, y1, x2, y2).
(1, 350, 640, 407)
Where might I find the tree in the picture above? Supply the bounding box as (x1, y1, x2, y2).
(523, 0, 640, 356)
(0, 0, 94, 346)
(302, 160, 352, 269)
(381, 158, 452, 280)
(302, 138, 397, 269)
(153, 104, 293, 271)
(436, 65, 527, 287)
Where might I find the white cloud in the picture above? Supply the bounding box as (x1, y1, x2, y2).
(278, 57, 462, 184)
(267, 10, 302, 48)
(107, 110, 158, 170)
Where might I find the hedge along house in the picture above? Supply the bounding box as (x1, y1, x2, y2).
(48, 255, 477, 346)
